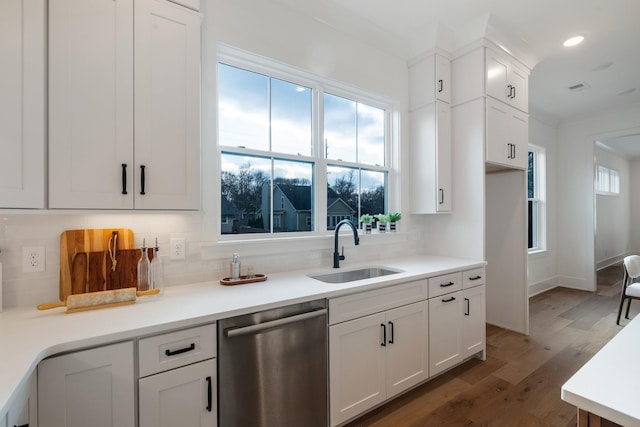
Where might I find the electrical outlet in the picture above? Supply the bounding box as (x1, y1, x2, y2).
(170, 238, 186, 260)
(23, 246, 46, 273)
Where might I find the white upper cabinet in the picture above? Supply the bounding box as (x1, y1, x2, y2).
(409, 101, 451, 213)
(49, 0, 201, 210)
(0, 0, 46, 208)
(486, 97, 528, 170)
(48, 0, 135, 209)
(485, 46, 529, 113)
(409, 53, 451, 110)
(409, 53, 452, 214)
(134, 0, 201, 210)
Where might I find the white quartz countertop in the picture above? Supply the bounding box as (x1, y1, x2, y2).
(0, 255, 485, 415)
(562, 313, 640, 426)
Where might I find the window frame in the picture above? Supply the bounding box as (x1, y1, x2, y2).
(595, 164, 620, 196)
(527, 145, 546, 253)
(216, 46, 395, 241)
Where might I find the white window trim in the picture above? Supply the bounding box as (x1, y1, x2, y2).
(528, 144, 547, 254)
(213, 44, 399, 243)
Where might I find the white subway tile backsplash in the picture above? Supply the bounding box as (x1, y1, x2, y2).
(0, 212, 420, 309)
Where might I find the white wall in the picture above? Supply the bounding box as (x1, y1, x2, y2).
(527, 117, 558, 296)
(594, 147, 631, 269)
(556, 101, 640, 291)
(0, 0, 430, 310)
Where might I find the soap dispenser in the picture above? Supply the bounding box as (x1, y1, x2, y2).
(230, 253, 241, 280)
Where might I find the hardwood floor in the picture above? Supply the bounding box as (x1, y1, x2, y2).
(345, 264, 638, 427)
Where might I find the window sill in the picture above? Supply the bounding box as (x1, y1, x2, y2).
(528, 249, 548, 258)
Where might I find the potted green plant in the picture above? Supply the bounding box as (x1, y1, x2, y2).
(374, 213, 389, 233)
(388, 212, 401, 232)
(359, 214, 373, 234)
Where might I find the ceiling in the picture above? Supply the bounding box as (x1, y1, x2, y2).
(273, 0, 640, 125)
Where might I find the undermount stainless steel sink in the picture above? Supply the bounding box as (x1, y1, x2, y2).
(308, 267, 402, 284)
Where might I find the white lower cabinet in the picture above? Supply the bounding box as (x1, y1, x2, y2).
(138, 323, 217, 427)
(139, 359, 216, 427)
(3, 370, 37, 427)
(38, 341, 135, 427)
(329, 301, 429, 426)
(429, 280, 486, 376)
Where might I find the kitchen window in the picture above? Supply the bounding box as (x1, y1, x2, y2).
(528, 145, 546, 252)
(217, 48, 392, 236)
(595, 165, 620, 195)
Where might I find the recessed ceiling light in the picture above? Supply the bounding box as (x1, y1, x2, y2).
(563, 35, 584, 47)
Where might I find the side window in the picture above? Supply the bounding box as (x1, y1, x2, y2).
(528, 146, 546, 251)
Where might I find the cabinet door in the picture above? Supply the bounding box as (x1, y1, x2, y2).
(409, 102, 451, 213)
(134, 0, 201, 209)
(436, 102, 452, 212)
(139, 359, 216, 427)
(509, 109, 529, 170)
(38, 342, 135, 427)
(0, 0, 45, 208)
(429, 292, 463, 376)
(329, 312, 386, 426)
(486, 97, 528, 170)
(508, 63, 529, 113)
(463, 285, 486, 359)
(49, 0, 134, 209)
(435, 54, 451, 103)
(6, 370, 38, 427)
(485, 48, 509, 103)
(385, 301, 429, 398)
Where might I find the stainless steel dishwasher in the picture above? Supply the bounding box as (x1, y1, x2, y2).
(218, 299, 328, 427)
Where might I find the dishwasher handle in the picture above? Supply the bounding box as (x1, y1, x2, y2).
(226, 308, 327, 338)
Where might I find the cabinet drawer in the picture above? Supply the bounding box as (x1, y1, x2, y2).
(329, 280, 428, 325)
(139, 324, 216, 377)
(463, 267, 485, 289)
(428, 272, 462, 298)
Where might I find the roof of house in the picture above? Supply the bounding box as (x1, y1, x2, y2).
(221, 194, 241, 216)
(277, 184, 312, 211)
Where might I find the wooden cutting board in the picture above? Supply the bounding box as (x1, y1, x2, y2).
(59, 229, 134, 301)
(69, 248, 154, 294)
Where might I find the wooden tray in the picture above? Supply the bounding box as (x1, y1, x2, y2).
(220, 274, 267, 286)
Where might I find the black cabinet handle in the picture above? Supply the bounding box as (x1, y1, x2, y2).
(165, 343, 195, 356)
(15, 424, 29, 427)
(438, 79, 444, 93)
(206, 376, 212, 412)
(512, 144, 516, 159)
(439, 188, 444, 205)
(511, 85, 516, 99)
(440, 281, 454, 288)
(465, 297, 470, 315)
(121, 164, 128, 194)
(442, 296, 456, 303)
(380, 323, 386, 347)
(469, 276, 482, 281)
(140, 165, 146, 195)
(388, 321, 394, 344)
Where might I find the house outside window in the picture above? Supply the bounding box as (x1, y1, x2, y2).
(528, 145, 546, 252)
(218, 47, 392, 236)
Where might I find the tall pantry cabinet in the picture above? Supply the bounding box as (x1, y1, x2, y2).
(451, 41, 530, 334)
(0, 0, 46, 208)
(408, 52, 452, 213)
(48, 0, 201, 210)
